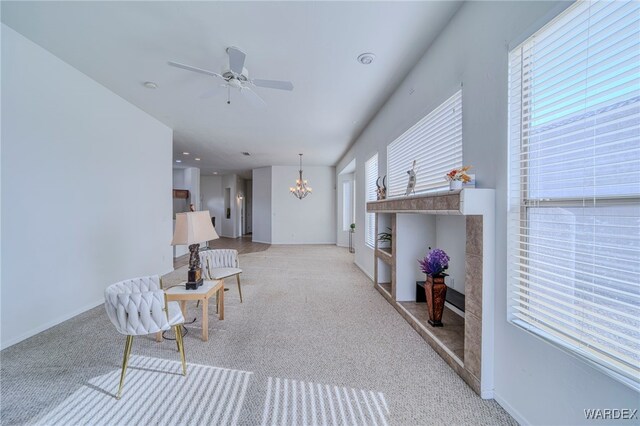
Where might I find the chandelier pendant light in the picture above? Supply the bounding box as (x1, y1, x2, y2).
(290, 154, 312, 199)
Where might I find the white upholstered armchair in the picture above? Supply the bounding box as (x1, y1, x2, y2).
(200, 249, 243, 303)
(104, 275, 186, 399)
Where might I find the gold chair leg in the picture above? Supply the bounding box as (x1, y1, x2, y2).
(236, 274, 243, 303)
(175, 325, 187, 376)
(116, 335, 134, 399)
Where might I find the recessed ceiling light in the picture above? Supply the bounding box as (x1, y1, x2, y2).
(213, 172, 218, 175)
(357, 53, 376, 65)
(183, 152, 190, 155)
(242, 152, 251, 156)
(143, 81, 158, 89)
(175, 160, 182, 163)
(195, 158, 201, 161)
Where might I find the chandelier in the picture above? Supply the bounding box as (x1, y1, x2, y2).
(290, 154, 312, 199)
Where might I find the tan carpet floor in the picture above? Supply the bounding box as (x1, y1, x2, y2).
(0, 245, 514, 425)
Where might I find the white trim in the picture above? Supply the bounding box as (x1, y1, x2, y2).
(270, 241, 337, 245)
(354, 260, 373, 281)
(251, 239, 272, 244)
(1, 298, 104, 350)
(444, 301, 465, 319)
(494, 391, 529, 426)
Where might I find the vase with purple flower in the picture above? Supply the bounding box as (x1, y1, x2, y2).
(418, 248, 450, 327)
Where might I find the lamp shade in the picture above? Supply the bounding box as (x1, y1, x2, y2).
(171, 211, 219, 246)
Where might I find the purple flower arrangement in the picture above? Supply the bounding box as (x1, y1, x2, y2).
(418, 248, 450, 277)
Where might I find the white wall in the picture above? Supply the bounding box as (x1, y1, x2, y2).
(1, 24, 173, 349)
(200, 175, 223, 236)
(435, 216, 466, 295)
(271, 166, 336, 244)
(252, 167, 272, 244)
(334, 2, 638, 423)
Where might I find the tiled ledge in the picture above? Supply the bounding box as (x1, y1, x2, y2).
(367, 190, 461, 213)
(367, 188, 495, 216)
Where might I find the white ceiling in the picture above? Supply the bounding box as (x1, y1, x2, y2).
(2, 1, 462, 175)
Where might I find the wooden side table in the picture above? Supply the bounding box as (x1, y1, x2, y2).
(158, 279, 224, 342)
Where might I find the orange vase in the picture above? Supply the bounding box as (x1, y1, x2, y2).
(425, 275, 447, 327)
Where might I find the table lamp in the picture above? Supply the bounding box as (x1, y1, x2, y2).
(172, 211, 219, 289)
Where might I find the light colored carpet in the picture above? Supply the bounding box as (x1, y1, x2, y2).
(0, 245, 514, 425)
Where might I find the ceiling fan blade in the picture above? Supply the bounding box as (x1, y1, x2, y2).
(168, 61, 223, 79)
(252, 79, 294, 91)
(240, 87, 266, 108)
(226, 47, 246, 75)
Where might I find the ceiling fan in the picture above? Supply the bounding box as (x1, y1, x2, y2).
(168, 46, 293, 107)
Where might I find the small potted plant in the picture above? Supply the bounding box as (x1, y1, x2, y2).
(445, 166, 472, 191)
(418, 248, 450, 327)
(350, 223, 356, 232)
(377, 227, 392, 248)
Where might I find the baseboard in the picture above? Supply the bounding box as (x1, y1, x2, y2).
(270, 241, 337, 245)
(251, 239, 271, 244)
(494, 391, 529, 425)
(354, 260, 374, 281)
(1, 298, 104, 350)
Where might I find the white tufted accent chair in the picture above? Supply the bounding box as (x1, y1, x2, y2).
(200, 249, 243, 303)
(104, 275, 186, 399)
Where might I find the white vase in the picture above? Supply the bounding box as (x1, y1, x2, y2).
(449, 180, 463, 191)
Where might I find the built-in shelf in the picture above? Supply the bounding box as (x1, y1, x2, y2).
(375, 247, 393, 265)
(367, 189, 495, 398)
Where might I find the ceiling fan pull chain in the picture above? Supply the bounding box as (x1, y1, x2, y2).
(227, 86, 231, 105)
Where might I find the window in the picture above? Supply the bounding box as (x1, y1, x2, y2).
(508, 0, 640, 390)
(387, 90, 462, 197)
(365, 154, 378, 248)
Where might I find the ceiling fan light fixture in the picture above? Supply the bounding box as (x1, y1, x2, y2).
(357, 53, 376, 65)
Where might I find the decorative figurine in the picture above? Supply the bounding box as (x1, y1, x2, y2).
(405, 160, 417, 196)
(376, 176, 387, 200)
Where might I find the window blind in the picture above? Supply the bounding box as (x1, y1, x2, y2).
(365, 153, 378, 248)
(387, 90, 462, 197)
(508, 0, 640, 390)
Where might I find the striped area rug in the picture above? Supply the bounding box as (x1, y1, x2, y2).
(30, 355, 391, 425)
(32, 355, 252, 425)
(260, 377, 390, 426)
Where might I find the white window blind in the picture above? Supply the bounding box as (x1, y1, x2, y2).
(387, 90, 462, 197)
(508, 0, 640, 390)
(365, 153, 378, 248)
